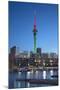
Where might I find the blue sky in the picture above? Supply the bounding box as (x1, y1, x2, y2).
(9, 1, 58, 53)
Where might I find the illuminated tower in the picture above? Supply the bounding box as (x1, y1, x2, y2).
(33, 13, 37, 53)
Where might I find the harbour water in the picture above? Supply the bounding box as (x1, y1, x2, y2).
(9, 70, 58, 89)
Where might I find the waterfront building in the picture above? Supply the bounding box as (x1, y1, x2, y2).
(10, 46, 16, 55)
(41, 53, 49, 67)
(41, 53, 48, 59)
(48, 53, 58, 67)
(49, 53, 58, 59)
(9, 46, 16, 70)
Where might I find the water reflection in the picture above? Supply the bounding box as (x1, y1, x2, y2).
(50, 70, 53, 76)
(50, 70, 53, 79)
(14, 81, 16, 88)
(17, 70, 56, 80)
(18, 81, 21, 88)
(10, 69, 58, 88)
(18, 72, 21, 78)
(27, 71, 30, 79)
(35, 71, 38, 79)
(27, 82, 30, 87)
(43, 71, 46, 79)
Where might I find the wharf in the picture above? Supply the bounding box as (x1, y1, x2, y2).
(16, 79, 58, 85)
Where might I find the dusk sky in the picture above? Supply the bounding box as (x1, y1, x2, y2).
(9, 1, 58, 53)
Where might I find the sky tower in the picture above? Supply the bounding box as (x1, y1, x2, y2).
(33, 12, 37, 53)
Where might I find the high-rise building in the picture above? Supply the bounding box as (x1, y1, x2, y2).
(9, 46, 16, 70)
(10, 46, 16, 66)
(10, 46, 16, 55)
(37, 48, 41, 57)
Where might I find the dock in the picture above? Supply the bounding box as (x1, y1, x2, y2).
(16, 79, 58, 85)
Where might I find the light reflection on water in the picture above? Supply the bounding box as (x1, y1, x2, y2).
(43, 71, 46, 79)
(50, 70, 53, 79)
(27, 70, 47, 79)
(35, 71, 38, 79)
(27, 71, 30, 79)
(50, 70, 53, 76)
(18, 72, 21, 78)
(18, 81, 21, 88)
(27, 82, 30, 87)
(9, 70, 58, 88)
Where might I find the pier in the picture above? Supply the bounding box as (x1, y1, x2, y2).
(16, 79, 58, 85)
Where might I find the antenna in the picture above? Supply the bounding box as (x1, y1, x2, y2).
(34, 10, 36, 27)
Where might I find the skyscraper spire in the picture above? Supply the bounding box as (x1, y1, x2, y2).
(34, 10, 36, 30)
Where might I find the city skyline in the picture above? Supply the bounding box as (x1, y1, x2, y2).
(9, 1, 58, 54)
